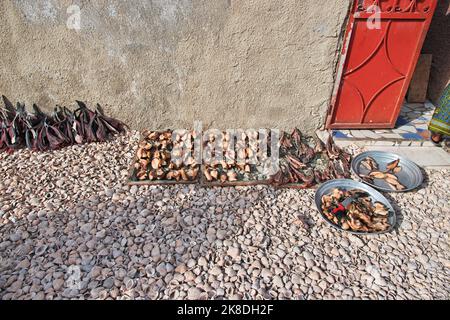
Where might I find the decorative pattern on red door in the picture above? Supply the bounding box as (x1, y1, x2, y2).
(327, 0, 437, 129)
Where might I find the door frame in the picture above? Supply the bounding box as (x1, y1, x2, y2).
(325, 0, 437, 129)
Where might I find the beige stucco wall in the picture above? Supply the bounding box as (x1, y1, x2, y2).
(0, 0, 351, 133)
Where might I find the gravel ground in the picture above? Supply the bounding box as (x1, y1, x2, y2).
(0, 131, 449, 300)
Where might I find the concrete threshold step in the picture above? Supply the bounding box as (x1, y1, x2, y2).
(316, 130, 450, 169)
(364, 146, 450, 169)
(335, 139, 437, 148)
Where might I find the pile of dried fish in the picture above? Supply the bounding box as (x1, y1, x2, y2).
(202, 131, 269, 184)
(270, 128, 352, 187)
(132, 130, 200, 182)
(129, 128, 351, 186)
(359, 157, 405, 190)
(0, 96, 127, 153)
(321, 188, 391, 232)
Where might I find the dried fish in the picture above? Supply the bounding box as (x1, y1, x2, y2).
(227, 171, 238, 182)
(166, 171, 174, 180)
(148, 170, 157, 180)
(373, 202, 389, 216)
(359, 174, 373, 184)
(270, 129, 352, 187)
(385, 177, 399, 185)
(321, 188, 391, 233)
(386, 159, 400, 171)
(202, 130, 272, 184)
(358, 157, 406, 191)
(369, 171, 386, 179)
(151, 158, 161, 170)
(385, 173, 398, 180)
(179, 169, 189, 181)
(393, 166, 402, 174)
(203, 169, 213, 181)
(137, 170, 148, 180)
(132, 129, 200, 182)
(1, 98, 128, 153)
(210, 170, 219, 180)
(360, 156, 378, 171)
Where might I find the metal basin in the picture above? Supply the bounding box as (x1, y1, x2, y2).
(351, 151, 423, 192)
(314, 179, 396, 235)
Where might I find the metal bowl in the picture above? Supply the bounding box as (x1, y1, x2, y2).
(351, 151, 423, 192)
(314, 179, 396, 235)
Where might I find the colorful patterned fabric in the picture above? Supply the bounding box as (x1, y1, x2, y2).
(429, 84, 450, 136)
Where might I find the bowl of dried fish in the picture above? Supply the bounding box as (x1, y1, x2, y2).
(351, 151, 423, 192)
(315, 179, 396, 235)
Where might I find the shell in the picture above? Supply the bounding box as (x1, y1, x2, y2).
(227, 171, 238, 182)
(179, 169, 189, 181)
(151, 158, 161, 169)
(204, 169, 213, 181)
(137, 170, 148, 180)
(166, 171, 174, 180)
(210, 170, 219, 180)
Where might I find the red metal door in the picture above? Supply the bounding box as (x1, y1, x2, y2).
(327, 0, 437, 129)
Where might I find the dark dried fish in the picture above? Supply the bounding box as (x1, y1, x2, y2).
(321, 188, 391, 232)
(270, 129, 352, 187)
(0, 96, 128, 153)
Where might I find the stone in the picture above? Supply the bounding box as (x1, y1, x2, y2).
(198, 257, 208, 267)
(216, 230, 227, 240)
(156, 263, 167, 276)
(96, 229, 106, 239)
(140, 209, 151, 217)
(348, 235, 364, 247)
(103, 277, 115, 289)
(272, 276, 284, 287)
(303, 251, 314, 261)
(227, 247, 240, 260)
(52, 278, 65, 291)
(417, 255, 429, 265)
(210, 267, 222, 276)
(187, 287, 202, 300)
(130, 185, 138, 195)
(80, 223, 92, 233)
(308, 272, 320, 281)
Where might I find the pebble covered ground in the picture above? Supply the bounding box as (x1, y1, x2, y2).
(0, 132, 449, 300)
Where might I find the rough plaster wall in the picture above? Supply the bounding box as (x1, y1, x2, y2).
(0, 0, 350, 133)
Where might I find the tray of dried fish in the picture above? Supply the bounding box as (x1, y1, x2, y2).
(201, 130, 271, 186)
(270, 129, 352, 189)
(351, 151, 423, 192)
(128, 129, 200, 185)
(315, 179, 396, 235)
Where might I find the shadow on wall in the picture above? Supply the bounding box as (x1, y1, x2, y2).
(423, 0, 450, 103)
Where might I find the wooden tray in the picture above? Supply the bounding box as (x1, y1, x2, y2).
(127, 131, 200, 186)
(199, 165, 270, 187)
(273, 183, 319, 190)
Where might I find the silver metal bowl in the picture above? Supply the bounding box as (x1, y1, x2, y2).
(351, 151, 423, 192)
(314, 179, 396, 235)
